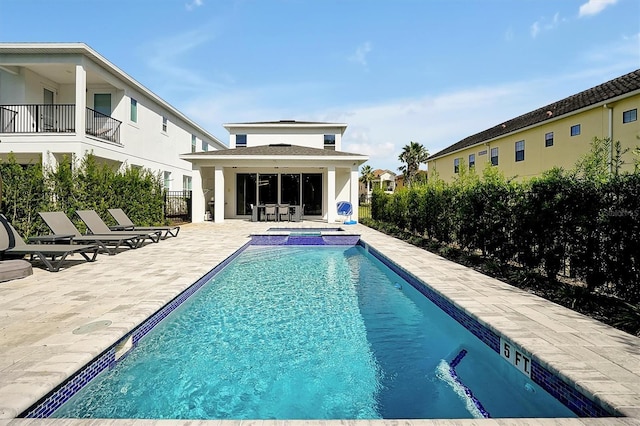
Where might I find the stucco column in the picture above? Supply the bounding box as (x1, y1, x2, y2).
(327, 166, 336, 223)
(191, 166, 205, 223)
(214, 166, 225, 223)
(350, 165, 359, 222)
(75, 64, 86, 137)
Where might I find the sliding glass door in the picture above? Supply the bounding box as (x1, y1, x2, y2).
(236, 172, 323, 216)
(302, 173, 322, 216)
(236, 174, 257, 215)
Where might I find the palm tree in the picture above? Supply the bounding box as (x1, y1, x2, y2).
(398, 141, 429, 187)
(359, 165, 375, 203)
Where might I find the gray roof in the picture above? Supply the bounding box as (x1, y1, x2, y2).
(184, 144, 366, 157)
(429, 69, 640, 160)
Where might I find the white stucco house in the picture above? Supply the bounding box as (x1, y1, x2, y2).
(180, 121, 368, 223)
(1, 43, 369, 224)
(0, 42, 226, 190)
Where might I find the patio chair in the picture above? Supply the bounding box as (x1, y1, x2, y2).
(277, 204, 290, 222)
(0, 214, 99, 272)
(107, 208, 180, 239)
(76, 210, 162, 244)
(39, 211, 144, 255)
(264, 204, 277, 222)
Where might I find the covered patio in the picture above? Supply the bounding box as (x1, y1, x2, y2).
(181, 144, 368, 223)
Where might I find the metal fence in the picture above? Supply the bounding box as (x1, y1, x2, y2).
(359, 203, 371, 219)
(164, 190, 192, 222)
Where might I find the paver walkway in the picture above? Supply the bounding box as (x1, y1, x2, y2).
(0, 220, 639, 426)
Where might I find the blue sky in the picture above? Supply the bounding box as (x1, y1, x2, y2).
(1, 0, 638, 173)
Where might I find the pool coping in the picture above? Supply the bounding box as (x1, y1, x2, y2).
(0, 221, 639, 425)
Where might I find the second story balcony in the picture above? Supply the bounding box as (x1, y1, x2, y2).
(0, 104, 122, 145)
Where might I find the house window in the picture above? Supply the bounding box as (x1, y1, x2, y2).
(163, 171, 171, 190)
(545, 132, 554, 147)
(94, 94, 111, 116)
(324, 134, 336, 150)
(454, 158, 461, 173)
(469, 154, 475, 169)
(183, 175, 192, 191)
(515, 140, 525, 162)
(236, 134, 247, 147)
(191, 135, 196, 153)
(202, 141, 208, 152)
(570, 124, 581, 136)
(491, 147, 499, 166)
(162, 117, 168, 132)
(130, 98, 138, 123)
(623, 108, 637, 123)
(478, 150, 487, 156)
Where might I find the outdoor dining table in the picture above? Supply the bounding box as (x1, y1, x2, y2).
(251, 204, 301, 222)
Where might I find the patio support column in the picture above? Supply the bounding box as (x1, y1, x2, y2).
(214, 166, 224, 223)
(350, 165, 359, 222)
(192, 166, 205, 223)
(327, 166, 336, 223)
(74, 64, 86, 137)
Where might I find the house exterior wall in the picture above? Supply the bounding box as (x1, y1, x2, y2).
(428, 92, 640, 182)
(0, 44, 226, 191)
(227, 125, 343, 150)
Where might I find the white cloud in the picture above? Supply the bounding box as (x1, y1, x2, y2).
(348, 42, 372, 68)
(530, 12, 563, 38)
(579, 0, 618, 17)
(186, 0, 204, 11)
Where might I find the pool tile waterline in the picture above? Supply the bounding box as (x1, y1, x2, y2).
(23, 232, 612, 419)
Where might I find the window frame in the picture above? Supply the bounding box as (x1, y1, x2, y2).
(545, 132, 554, 147)
(191, 134, 196, 153)
(490, 147, 499, 166)
(570, 124, 581, 136)
(515, 140, 525, 162)
(236, 134, 247, 147)
(162, 116, 168, 133)
(623, 108, 638, 123)
(130, 98, 138, 123)
(468, 153, 475, 169)
(454, 158, 460, 174)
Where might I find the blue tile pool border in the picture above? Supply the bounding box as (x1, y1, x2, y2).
(21, 240, 252, 419)
(357, 239, 616, 418)
(21, 235, 617, 419)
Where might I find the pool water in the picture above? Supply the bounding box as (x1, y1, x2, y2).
(53, 245, 576, 419)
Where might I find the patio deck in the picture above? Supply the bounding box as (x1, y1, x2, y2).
(0, 220, 639, 426)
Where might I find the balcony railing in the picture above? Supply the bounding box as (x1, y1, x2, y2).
(0, 104, 122, 145)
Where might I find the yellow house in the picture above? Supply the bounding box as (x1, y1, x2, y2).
(427, 69, 640, 182)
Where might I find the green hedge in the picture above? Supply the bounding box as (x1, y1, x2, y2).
(0, 153, 165, 238)
(371, 167, 640, 303)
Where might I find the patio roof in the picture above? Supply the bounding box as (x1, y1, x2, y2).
(180, 144, 368, 161)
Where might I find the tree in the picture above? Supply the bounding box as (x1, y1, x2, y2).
(398, 141, 429, 187)
(360, 165, 375, 203)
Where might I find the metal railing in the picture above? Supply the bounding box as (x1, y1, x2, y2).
(164, 190, 192, 223)
(0, 104, 122, 145)
(85, 107, 121, 144)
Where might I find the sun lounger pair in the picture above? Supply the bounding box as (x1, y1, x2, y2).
(0, 214, 98, 272)
(39, 211, 160, 255)
(107, 208, 179, 239)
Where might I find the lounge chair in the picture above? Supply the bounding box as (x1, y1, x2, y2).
(39, 211, 144, 255)
(107, 208, 180, 239)
(76, 210, 162, 244)
(0, 214, 98, 272)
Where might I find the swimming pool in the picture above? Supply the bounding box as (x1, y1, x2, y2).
(47, 244, 579, 419)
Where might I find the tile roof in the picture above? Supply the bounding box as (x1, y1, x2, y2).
(184, 144, 365, 157)
(429, 69, 640, 160)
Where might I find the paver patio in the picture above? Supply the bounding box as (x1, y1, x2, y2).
(0, 220, 639, 426)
